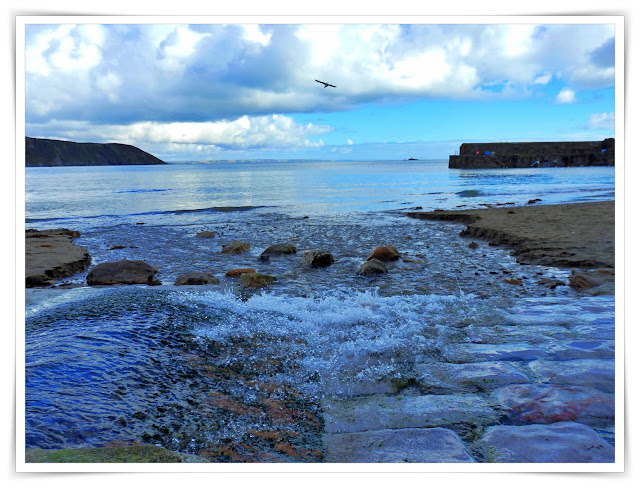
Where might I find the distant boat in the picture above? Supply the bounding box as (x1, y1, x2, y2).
(315, 79, 336, 88)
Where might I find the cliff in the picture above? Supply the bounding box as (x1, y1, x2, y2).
(449, 138, 614, 169)
(25, 137, 166, 167)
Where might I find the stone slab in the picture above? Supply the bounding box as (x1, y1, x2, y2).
(528, 359, 615, 393)
(549, 340, 615, 360)
(440, 343, 551, 363)
(415, 361, 530, 391)
(322, 392, 498, 434)
(324, 427, 477, 463)
(491, 383, 615, 426)
(478, 421, 615, 463)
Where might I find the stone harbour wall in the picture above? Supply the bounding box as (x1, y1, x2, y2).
(449, 138, 614, 169)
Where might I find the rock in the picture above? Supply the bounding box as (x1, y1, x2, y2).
(108, 245, 127, 250)
(356, 259, 388, 276)
(260, 243, 297, 258)
(528, 198, 542, 204)
(221, 240, 250, 254)
(366, 245, 400, 262)
(86, 259, 161, 286)
(537, 278, 566, 289)
(478, 421, 614, 463)
(324, 428, 477, 463)
(196, 231, 216, 238)
(322, 392, 498, 434)
(302, 249, 334, 268)
(491, 383, 615, 426)
(25, 228, 91, 287)
(503, 278, 522, 285)
(240, 272, 276, 288)
(569, 268, 615, 295)
(225, 268, 257, 277)
(401, 258, 423, 264)
(468, 242, 479, 249)
(174, 272, 219, 286)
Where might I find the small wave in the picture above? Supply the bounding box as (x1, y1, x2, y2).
(26, 216, 69, 223)
(114, 188, 170, 194)
(26, 205, 271, 224)
(162, 205, 268, 215)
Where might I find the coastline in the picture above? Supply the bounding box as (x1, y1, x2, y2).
(408, 200, 615, 294)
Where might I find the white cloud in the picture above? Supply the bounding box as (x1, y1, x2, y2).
(586, 112, 615, 130)
(242, 24, 272, 46)
(29, 115, 332, 150)
(24, 23, 617, 143)
(533, 73, 552, 85)
(346, 139, 353, 145)
(556, 88, 576, 104)
(156, 26, 211, 72)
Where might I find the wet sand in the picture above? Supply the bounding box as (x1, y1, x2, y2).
(408, 200, 615, 294)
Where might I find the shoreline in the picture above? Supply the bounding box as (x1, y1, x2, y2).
(408, 200, 615, 294)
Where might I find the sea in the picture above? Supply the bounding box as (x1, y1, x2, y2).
(23, 159, 617, 462)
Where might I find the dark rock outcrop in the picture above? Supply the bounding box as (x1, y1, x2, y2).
(26, 228, 91, 287)
(86, 259, 161, 286)
(449, 139, 614, 169)
(26, 137, 166, 167)
(174, 272, 219, 286)
(302, 249, 334, 268)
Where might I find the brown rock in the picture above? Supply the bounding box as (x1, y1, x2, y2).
(260, 243, 297, 258)
(356, 259, 388, 276)
(468, 242, 479, 249)
(302, 249, 334, 268)
(225, 268, 257, 277)
(240, 272, 277, 288)
(86, 259, 161, 286)
(503, 278, 522, 285)
(366, 245, 400, 262)
(221, 240, 250, 254)
(174, 272, 219, 286)
(568, 268, 614, 295)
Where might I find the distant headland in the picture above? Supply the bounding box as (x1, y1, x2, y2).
(449, 138, 614, 169)
(25, 137, 166, 167)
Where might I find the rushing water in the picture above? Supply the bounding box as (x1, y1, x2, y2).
(24, 160, 616, 462)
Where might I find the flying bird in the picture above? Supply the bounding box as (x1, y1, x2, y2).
(315, 79, 336, 88)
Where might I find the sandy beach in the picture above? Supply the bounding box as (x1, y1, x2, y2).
(408, 200, 615, 294)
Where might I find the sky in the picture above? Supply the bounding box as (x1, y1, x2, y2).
(23, 21, 617, 161)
